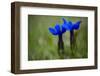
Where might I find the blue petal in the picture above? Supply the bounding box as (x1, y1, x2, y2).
(49, 27, 58, 35)
(62, 18, 73, 31)
(68, 21, 73, 30)
(61, 25, 66, 33)
(55, 24, 61, 34)
(62, 18, 67, 25)
(62, 18, 69, 29)
(62, 21, 72, 30)
(73, 21, 81, 30)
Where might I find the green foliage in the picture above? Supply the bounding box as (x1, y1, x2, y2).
(28, 15, 88, 60)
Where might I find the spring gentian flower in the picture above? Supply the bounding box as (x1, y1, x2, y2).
(62, 18, 81, 31)
(49, 23, 66, 58)
(62, 18, 81, 49)
(49, 23, 66, 35)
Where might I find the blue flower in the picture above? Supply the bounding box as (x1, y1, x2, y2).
(49, 23, 66, 35)
(62, 18, 81, 31)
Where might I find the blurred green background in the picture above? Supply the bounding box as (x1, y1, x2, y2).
(28, 15, 88, 61)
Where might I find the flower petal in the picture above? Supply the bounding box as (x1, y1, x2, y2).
(49, 27, 58, 35)
(68, 21, 73, 30)
(62, 18, 73, 31)
(62, 18, 67, 25)
(73, 21, 81, 30)
(55, 24, 61, 34)
(61, 25, 66, 33)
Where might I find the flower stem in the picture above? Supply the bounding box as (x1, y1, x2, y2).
(70, 30, 74, 49)
(58, 34, 64, 58)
